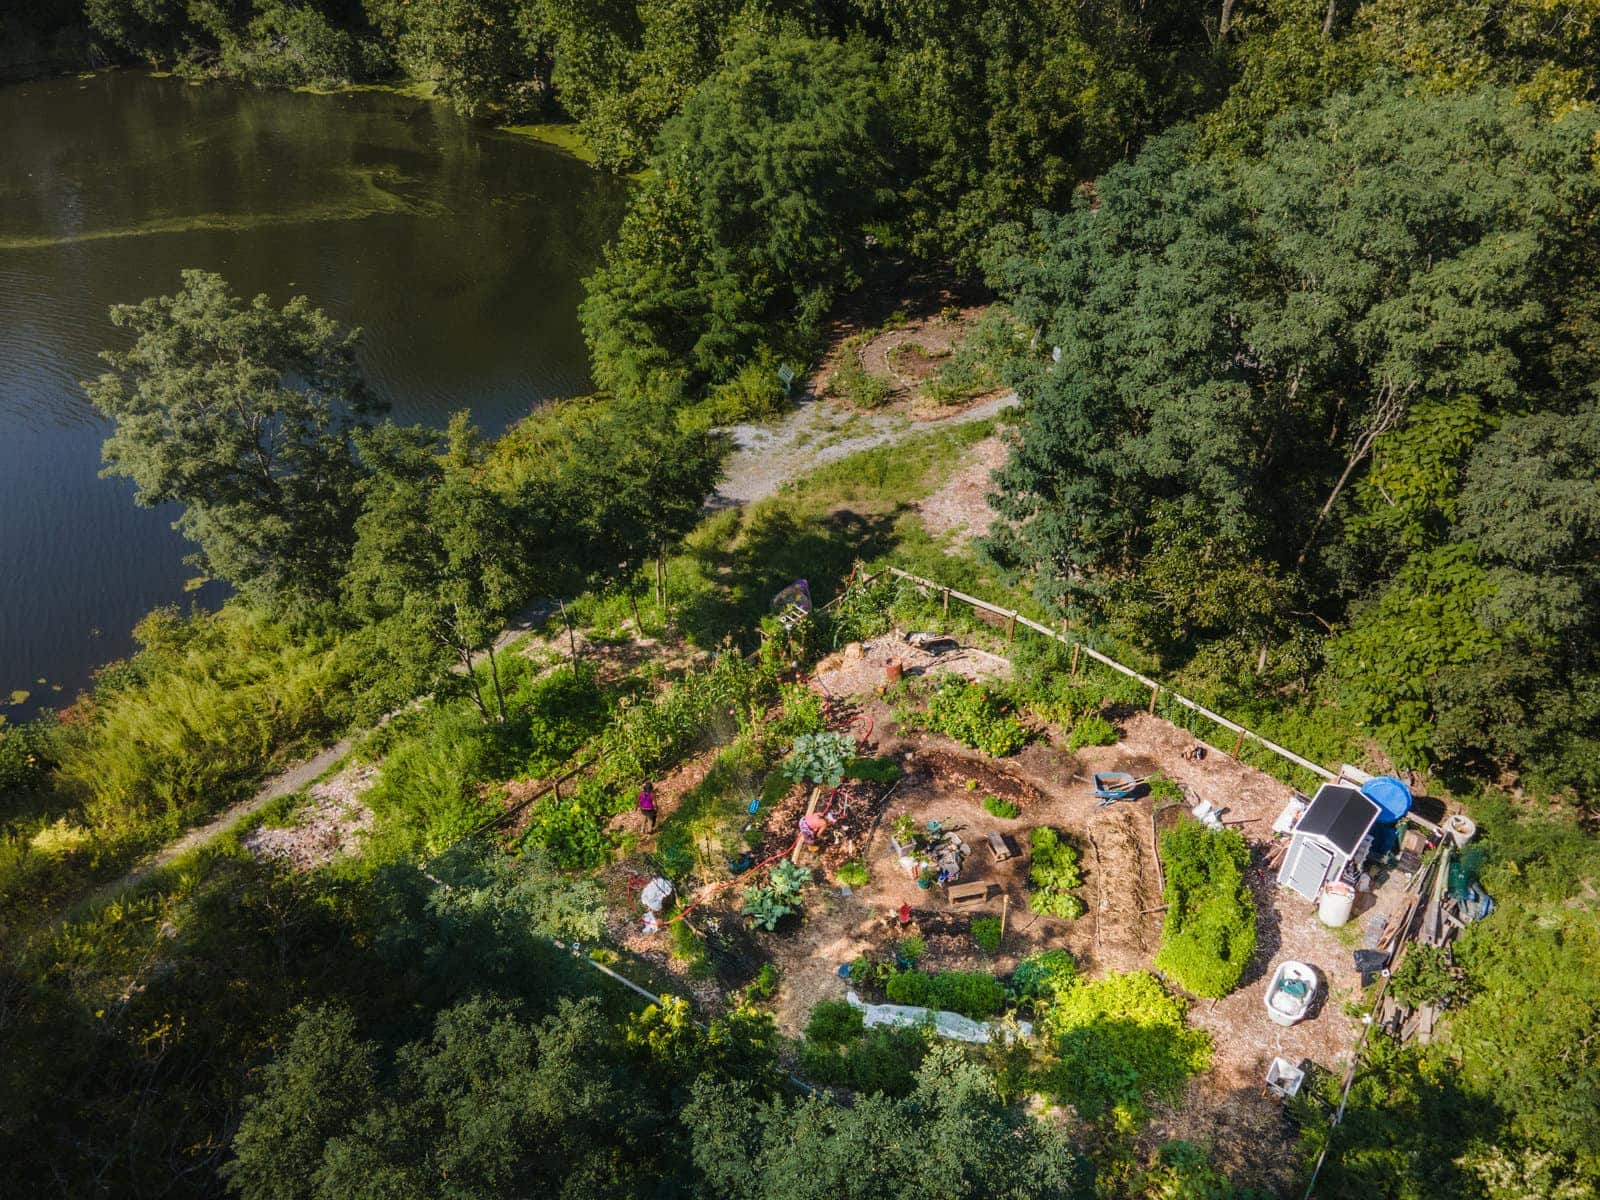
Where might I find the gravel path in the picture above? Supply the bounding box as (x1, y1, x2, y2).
(75, 737, 354, 914)
(715, 391, 1018, 505)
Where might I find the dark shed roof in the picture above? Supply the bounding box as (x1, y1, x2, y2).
(1296, 784, 1381, 857)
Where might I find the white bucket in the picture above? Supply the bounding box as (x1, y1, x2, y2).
(1318, 881, 1355, 927)
(1444, 813, 1477, 847)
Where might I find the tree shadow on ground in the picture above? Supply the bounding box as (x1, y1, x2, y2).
(1239, 864, 1284, 989)
(675, 505, 904, 647)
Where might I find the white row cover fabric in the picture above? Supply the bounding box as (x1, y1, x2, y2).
(845, 989, 1033, 1044)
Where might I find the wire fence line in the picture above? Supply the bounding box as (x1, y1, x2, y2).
(876, 565, 1337, 785)
(487, 560, 1338, 840)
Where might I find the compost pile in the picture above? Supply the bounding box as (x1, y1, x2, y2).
(763, 776, 897, 871)
(913, 748, 1044, 808)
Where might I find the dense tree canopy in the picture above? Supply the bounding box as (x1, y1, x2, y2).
(12, 3, 1600, 1199)
(987, 84, 1600, 778)
(86, 270, 383, 610)
(581, 33, 893, 392)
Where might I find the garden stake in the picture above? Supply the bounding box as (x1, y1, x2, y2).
(999, 893, 1009, 948)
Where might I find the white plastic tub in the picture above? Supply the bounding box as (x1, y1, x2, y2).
(1265, 961, 1320, 1026)
(1318, 881, 1355, 927)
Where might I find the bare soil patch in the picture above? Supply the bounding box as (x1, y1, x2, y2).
(812, 632, 1012, 699)
(916, 433, 1009, 545)
(242, 763, 376, 871)
(583, 637, 1387, 1191)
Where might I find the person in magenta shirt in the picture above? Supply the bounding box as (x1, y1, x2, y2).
(638, 782, 657, 832)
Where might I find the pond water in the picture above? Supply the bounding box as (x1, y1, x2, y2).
(0, 70, 625, 719)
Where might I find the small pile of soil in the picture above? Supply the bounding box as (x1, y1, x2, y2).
(912, 747, 1044, 809)
(814, 636, 1012, 700)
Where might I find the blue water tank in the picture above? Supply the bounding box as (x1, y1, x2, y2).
(1361, 776, 1413, 823)
(1361, 776, 1413, 857)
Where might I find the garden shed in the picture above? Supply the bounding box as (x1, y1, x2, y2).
(1277, 783, 1381, 901)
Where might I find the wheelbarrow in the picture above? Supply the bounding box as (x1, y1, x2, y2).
(1092, 771, 1142, 806)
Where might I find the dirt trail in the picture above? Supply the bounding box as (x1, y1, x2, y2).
(91, 738, 355, 903)
(715, 390, 1017, 505)
(63, 601, 558, 922)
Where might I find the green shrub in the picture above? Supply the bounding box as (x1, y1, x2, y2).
(1040, 970, 1212, 1122)
(836, 860, 870, 887)
(742, 861, 811, 930)
(804, 998, 864, 1047)
(1146, 772, 1186, 804)
(1010, 949, 1079, 1011)
(800, 1024, 927, 1095)
(914, 676, 1029, 757)
(501, 662, 611, 777)
(366, 709, 505, 855)
(847, 953, 897, 994)
(598, 651, 773, 784)
(821, 576, 900, 647)
(1010, 641, 1152, 728)
(1028, 826, 1086, 920)
(745, 962, 780, 1001)
(1154, 823, 1257, 999)
(921, 307, 1028, 406)
(828, 354, 893, 408)
(897, 933, 926, 964)
(982, 795, 1021, 819)
(771, 683, 826, 738)
(668, 918, 710, 973)
(1389, 943, 1471, 1010)
(520, 776, 625, 870)
(1067, 714, 1119, 750)
(0, 718, 55, 797)
(971, 915, 1002, 954)
(688, 354, 791, 426)
(884, 969, 1007, 1018)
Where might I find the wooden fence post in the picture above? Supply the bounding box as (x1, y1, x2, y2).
(1070, 644, 1081, 678)
(943, 588, 950, 617)
(1233, 731, 1245, 759)
(1006, 612, 1017, 643)
(1148, 685, 1159, 714)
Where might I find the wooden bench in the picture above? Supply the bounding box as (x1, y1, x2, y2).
(947, 879, 994, 907)
(986, 831, 1017, 862)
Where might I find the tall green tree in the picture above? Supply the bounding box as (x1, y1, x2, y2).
(85, 270, 383, 611)
(561, 397, 727, 628)
(344, 415, 531, 723)
(683, 1047, 1089, 1199)
(856, 0, 1206, 271)
(365, 0, 544, 117)
(1330, 410, 1600, 782)
(988, 86, 1600, 602)
(581, 32, 893, 392)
